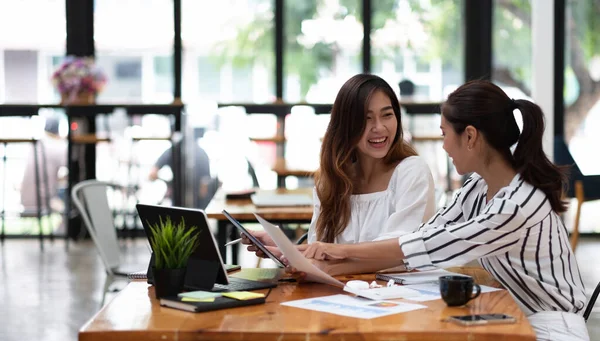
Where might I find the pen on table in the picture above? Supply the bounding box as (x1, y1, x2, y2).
(224, 238, 242, 247)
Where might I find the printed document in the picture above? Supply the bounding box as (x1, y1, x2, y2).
(282, 294, 426, 319)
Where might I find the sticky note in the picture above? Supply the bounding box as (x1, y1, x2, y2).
(178, 291, 222, 300)
(181, 297, 215, 303)
(222, 291, 265, 301)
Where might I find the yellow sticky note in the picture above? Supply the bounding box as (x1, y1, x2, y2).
(222, 291, 265, 301)
(181, 297, 215, 303)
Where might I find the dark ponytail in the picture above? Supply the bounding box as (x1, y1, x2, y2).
(442, 80, 567, 213)
(512, 99, 568, 212)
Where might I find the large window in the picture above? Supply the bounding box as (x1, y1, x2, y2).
(284, 0, 362, 103)
(0, 0, 66, 103)
(0, 1, 67, 235)
(371, 0, 463, 99)
(182, 0, 275, 104)
(564, 0, 600, 174)
(94, 0, 174, 103)
(564, 0, 600, 233)
(492, 0, 532, 100)
(370, 0, 463, 192)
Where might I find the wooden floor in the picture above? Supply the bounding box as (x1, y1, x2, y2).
(0, 237, 599, 341)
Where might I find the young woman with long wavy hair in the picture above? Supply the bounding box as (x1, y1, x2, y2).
(243, 74, 436, 275)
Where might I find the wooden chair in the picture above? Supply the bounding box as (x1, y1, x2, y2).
(554, 136, 600, 251)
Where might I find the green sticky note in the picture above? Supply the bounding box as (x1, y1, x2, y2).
(178, 291, 222, 300)
(181, 297, 215, 303)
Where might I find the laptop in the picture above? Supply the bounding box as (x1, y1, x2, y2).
(136, 204, 276, 292)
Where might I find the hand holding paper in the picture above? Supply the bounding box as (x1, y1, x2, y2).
(253, 213, 344, 288)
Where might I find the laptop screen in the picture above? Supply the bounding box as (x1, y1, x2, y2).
(136, 204, 229, 290)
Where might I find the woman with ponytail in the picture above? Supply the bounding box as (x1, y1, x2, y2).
(243, 74, 436, 275)
(301, 80, 589, 341)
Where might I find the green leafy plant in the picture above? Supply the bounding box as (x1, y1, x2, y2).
(148, 216, 200, 269)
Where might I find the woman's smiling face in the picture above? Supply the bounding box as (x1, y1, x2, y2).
(355, 90, 398, 161)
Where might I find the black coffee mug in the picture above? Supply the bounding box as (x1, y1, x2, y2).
(439, 275, 481, 306)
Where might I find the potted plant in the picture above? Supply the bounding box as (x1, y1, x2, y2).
(51, 56, 107, 105)
(148, 216, 200, 299)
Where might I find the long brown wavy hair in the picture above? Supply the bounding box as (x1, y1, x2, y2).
(315, 74, 417, 243)
(442, 80, 568, 213)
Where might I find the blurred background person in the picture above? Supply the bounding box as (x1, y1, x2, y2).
(20, 115, 68, 216)
(148, 138, 217, 209)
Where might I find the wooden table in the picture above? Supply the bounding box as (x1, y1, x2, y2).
(205, 188, 313, 264)
(79, 267, 535, 341)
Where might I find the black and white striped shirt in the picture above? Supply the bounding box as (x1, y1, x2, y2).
(398, 174, 587, 316)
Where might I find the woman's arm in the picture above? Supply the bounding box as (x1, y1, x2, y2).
(301, 239, 405, 260)
(304, 195, 532, 272)
(317, 258, 407, 276)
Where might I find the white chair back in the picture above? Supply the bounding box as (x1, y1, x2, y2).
(71, 180, 121, 275)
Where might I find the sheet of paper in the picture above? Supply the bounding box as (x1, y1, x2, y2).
(178, 291, 222, 299)
(402, 282, 503, 302)
(282, 294, 426, 319)
(254, 213, 344, 288)
(222, 291, 266, 301)
(343, 285, 422, 300)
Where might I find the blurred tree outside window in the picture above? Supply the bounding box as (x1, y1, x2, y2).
(492, 0, 600, 166)
(563, 0, 600, 176)
(372, 0, 464, 100)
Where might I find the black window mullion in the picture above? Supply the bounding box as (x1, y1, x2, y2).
(362, 0, 371, 73)
(275, 0, 284, 100)
(66, 0, 94, 57)
(554, 0, 565, 137)
(464, 0, 492, 81)
(174, 0, 182, 101)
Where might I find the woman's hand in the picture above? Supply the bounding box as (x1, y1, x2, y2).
(302, 242, 349, 260)
(240, 230, 275, 247)
(240, 230, 280, 258)
(247, 244, 283, 259)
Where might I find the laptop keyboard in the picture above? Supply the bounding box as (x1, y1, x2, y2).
(212, 277, 276, 292)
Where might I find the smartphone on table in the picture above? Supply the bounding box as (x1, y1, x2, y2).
(447, 314, 516, 326)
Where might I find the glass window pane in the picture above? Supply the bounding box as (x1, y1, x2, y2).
(492, 0, 532, 100)
(182, 0, 275, 104)
(284, 0, 362, 103)
(371, 0, 463, 192)
(371, 0, 463, 100)
(564, 1, 600, 233)
(0, 0, 66, 103)
(95, 0, 174, 103)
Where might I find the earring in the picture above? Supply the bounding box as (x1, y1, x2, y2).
(468, 145, 472, 151)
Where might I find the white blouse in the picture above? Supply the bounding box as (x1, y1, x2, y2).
(307, 156, 436, 244)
